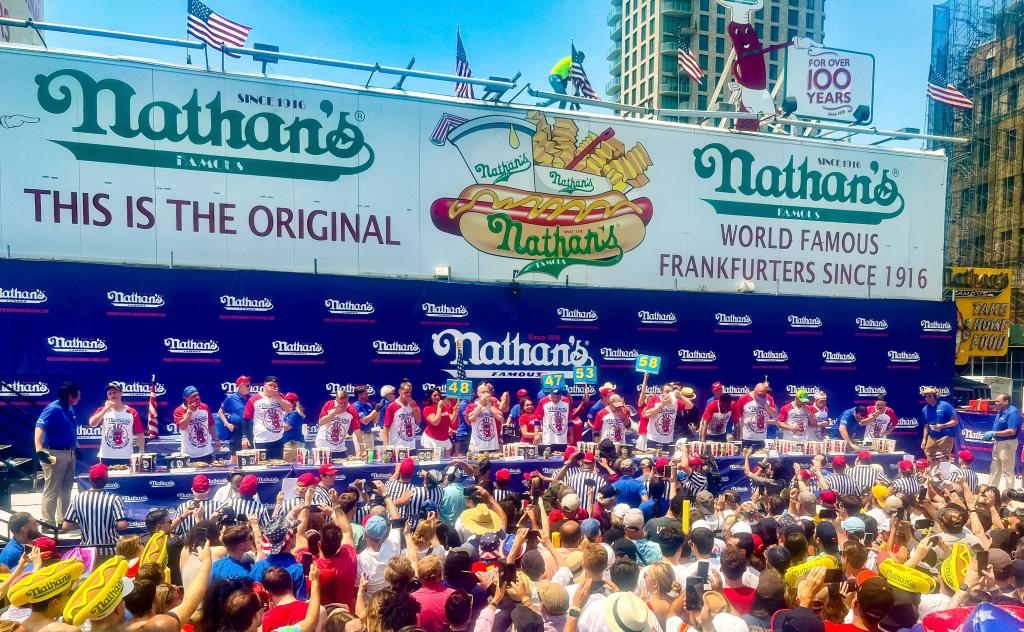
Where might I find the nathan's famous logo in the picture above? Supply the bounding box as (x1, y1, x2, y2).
(372, 341, 421, 356)
(0, 381, 50, 397)
(422, 303, 469, 318)
(164, 338, 219, 354)
(920, 319, 953, 333)
(788, 315, 822, 329)
(752, 349, 788, 363)
(0, 288, 47, 304)
(856, 317, 888, 331)
(715, 313, 752, 327)
(326, 383, 375, 396)
(887, 350, 920, 364)
(273, 341, 325, 356)
(107, 291, 164, 308)
(822, 351, 856, 364)
(48, 336, 107, 353)
(221, 296, 273, 312)
(325, 299, 374, 315)
(221, 382, 264, 394)
(558, 308, 598, 322)
(639, 310, 677, 324)
(786, 384, 821, 395)
(33, 69, 373, 181)
(601, 347, 638, 361)
(693, 142, 904, 225)
(111, 381, 167, 397)
(432, 328, 592, 379)
(678, 349, 717, 363)
(854, 385, 887, 397)
(430, 112, 654, 277)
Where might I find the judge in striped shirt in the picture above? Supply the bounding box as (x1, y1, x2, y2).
(174, 474, 214, 536)
(384, 458, 419, 522)
(217, 473, 269, 528)
(274, 471, 319, 518)
(63, 463, 127, 547)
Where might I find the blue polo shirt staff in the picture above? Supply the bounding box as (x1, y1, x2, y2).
(984, 393, 1021, 490)
(34, 381, 81, 525)
(920, 387, 957, 461)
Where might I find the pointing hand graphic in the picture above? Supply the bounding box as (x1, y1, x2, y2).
(0, 115, 40, 129)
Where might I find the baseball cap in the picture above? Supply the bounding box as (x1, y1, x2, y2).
(623, 508, 645, 529)
(831, 455, 846, 467)
(799, 469, 812, 480)
(898, 460, 913, 472)
(580, 518, 601, 539)
(841, 516, 866, 535)
(712, 382, 724, 391)
(815, 522, 837, 542)
(495, 468, 510, 482)
(989, 548, 1012, 576)
(511, 605, 544, 632)
(562, 447, 578, 462)
(562, 494, 582, 513)
(915, 458, 929, 469)
(282, 392, 298, 404)
(598, 485, 618, 502)
(192, 475, 210, 493)
(814, 391, 827, 400)
(689, 456, 703, 469)
(89, 463, 108, 482)
(319, 464, 337, 476)
(239, 474, 258, 497)
(766, 546, 791, 569)
(856, 577, 894, 623)
(235, 376, 251, 386)
(655, 457, 670, 470)
(399, 457, 415, 477)
(296, 473, 319, 487)
(517, 389, 528, 397)
(581, 452, 595, 464)
(795, 388, 811, 403)
(771, 607, 824, 632)
(31, 536, 58, 560)
(599, 386, 615, 397)
(182, 386, 198, 399)
(365, 515, 388, 540)
(731, 521, 752, 535)
(611, 538, 638, 561)
(611, 503, 631, 519)
(957, 450, 973, 462)
(105, 382, 122, 392)
(818, 489, 837, 505)
(858, 450, 872, 462)
(537, 581, 569, 616)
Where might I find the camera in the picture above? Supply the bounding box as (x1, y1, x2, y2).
(1007, 489, 1024, 502)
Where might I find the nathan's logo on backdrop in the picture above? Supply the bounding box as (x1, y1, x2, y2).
(788, 315, 822, 329)
(221, 382, 264, 394)
(0, 381, 49, 397)
(107, 291, 164, 308)
(164, 338, 219, 354)
(47, 336, 107, 353)
(325, 299, 374, 315)
(432, 328, 592, 378)
(677, 349, 717, 363)
(372, 341, 420, 356)
(422, 303, 469, 318)
(786, 384, 821, 395)
(421, 383, 443, 392)
(896, 417, 920, 429)
(887, 350, 920, 363)
(854, 385, 887, 397)
(920, 320, 953, 333)
(822, 351, 856, 364)
(639, 310, 677, 324)
(919, 385, 951, 397)
(149, 480, 175, 488)
(752, 349, 788, 363)
(601, 347, 638, 361)
(855, 317, 888, 331)
(273, 341, 325, 356)
(221, 296, 273, 312)
(33, 69, 374, 181)
(0, 288, 47, 304)
(326, 383, 375, 396)
(430, 113, 655, 278)
(692, 143, 904, 225)
(715, 313, 752, 327)
(558, 308, 598, 322)
(111, 381, 167, 397)
(723, 385, 749, 395)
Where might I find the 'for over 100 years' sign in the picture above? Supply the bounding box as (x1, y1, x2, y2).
(0, 46, 943, 299)
(784, 44, 875, 124)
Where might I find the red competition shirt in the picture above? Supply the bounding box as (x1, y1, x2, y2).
(702, 400, 732, 436)
(592, 407, 629, 443)
(534, 394, 578, 445)
(423, 402, 459, 441)
(262, 600, 308, 632)
(316, 544, 358, 612)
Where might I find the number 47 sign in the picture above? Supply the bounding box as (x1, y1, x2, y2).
(635, 354, 661, 375)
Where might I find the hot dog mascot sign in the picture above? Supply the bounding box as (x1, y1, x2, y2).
(430, 112, 655, 277)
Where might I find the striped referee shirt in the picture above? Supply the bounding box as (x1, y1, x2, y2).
(950, 466, 979, 493)
(386, 479, 418, 521)
(275, 496, 304, 519)
(411, 485, 444, 525)
(492, 487, 514, 504)
(217, 496, 270, 528)
(847, 465, 882, 494)
(311, 485, 333, 507)
(65, 489, 125, 546)
(889, 475, 922, 497)
(174, 498, 213, 536)
(681, 471, 709, 496)
(823, 473, 861, 496)
(562, 467, 606, 505)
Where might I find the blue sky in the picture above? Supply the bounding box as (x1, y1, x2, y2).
(43, 0, 940, 144)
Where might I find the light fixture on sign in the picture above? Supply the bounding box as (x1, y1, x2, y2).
(434, 266, 451, 280)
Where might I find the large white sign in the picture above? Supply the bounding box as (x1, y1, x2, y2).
(784, 44, 875, 124)
(0, 46, 945, 299)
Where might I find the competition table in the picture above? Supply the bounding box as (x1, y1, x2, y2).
(76, 453, 909, 529)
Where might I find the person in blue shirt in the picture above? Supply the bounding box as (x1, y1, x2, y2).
(452, 398, 471, 457)
(250, 516, 308, 599)
(0, 512, 40, 570)
(34, 381, 80, 525)
(210, 523, 255, 580)
(508, 389, 529, 422)
(830, 405, 868, 450)
(281, 392, 307, 463)
(218, 376, 252, 466)
(611, 459, 647, 507)
(984, 393, 1020, 490)
(921, 387, 958, 460)
(584, 386, 614, 442)
(639, 478, 668, 522)
(353, 385, 384, 459)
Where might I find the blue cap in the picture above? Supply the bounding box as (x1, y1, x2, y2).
(365, 515, 388, 540)
(580, 518, 601, 539)
(841, 516, 866, 534)
(183, 386, 198, 399)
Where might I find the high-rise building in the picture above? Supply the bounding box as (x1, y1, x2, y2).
(607, 0, 825, 115)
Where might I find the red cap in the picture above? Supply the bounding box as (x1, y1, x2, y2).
(689, 456, 703, 469)
(582, 452, 596, 463)
(915, 458, 929, 469)
(235, 375, 251, 386)
(89, 463, 108, 481)
(655, 457, 670, 469)
(496, 468, 511, 482)
(957, 450, 974, 462)
(599, 387, 615, 397)
(832, 455, 846, 467)
(898, 460, 914, 471)
(297, 473, 319, 486)
(517, 389, 528, 397)
(239, 474, 258, 496)
(319, 464, 337, 476)
(30, 537, 57, 560)
(712, 382, 724, 391)
(857, 450, 872, 462)
(523, 470, 542, 481)
(283, 392, 298, 403)
(799, 469, 812, 480)
(192, 474, 210, 493)
(751, 533, 764, 556)
(819, 489, 837, 505)
(563, 447, 578, 462)
(399, 458, 415, 477)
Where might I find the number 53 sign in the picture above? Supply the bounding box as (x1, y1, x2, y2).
(573, 366, 597, 384)
(635, 354, 661, 375)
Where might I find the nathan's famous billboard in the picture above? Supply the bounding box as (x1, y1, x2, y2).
(0, 46, 947, 299)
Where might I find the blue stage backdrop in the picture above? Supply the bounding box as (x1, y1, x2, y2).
(0, 259, 955, 456)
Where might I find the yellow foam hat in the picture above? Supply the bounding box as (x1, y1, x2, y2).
(784, 555, 837, 586)
(8, 559, 85, 607)
(138, 530, 169, 569)
(63, 555, 129, 626)
(879, 557, 937, 594)
(940, 543, 972, 592)
(871, 484, 890, 505)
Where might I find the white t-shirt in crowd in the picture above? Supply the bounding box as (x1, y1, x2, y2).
(358, 528, 403, 597)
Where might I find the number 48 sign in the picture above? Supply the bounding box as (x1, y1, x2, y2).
(635, 354, 661, 375)
(445, 379, 473, 400)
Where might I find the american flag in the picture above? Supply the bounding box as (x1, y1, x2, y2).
(678, 42, 704, 84)
(455, 339, 467, 380)
(430, 113, 468, 145)
(455, 28, 474, 99)
(570, 44, 600, 100)
(187, 0, 251, 58)
(927, 69, 973, 109)
(147, 374, 159, 438)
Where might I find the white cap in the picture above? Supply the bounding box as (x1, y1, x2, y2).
(611, 503, 631, 519)
(729, 521, 752, 535)
(713, 613, 750, 632)
(380, 385, 395, 397)
(715, 0, 764, 25)
(562, 493, 581, 513)
(691, 519, 712, 531)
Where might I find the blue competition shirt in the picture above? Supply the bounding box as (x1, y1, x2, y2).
(211, 555, 253, 581)
(218, 392, 250, 440)
(586, 401, 604, 422)
(509, 403, 522, 421)
(454, 399, 471, 439)
(922, 401, 957, 438)
(830, 407, 860, 440)
(282, 411, 305, 443)
(250, 553, 308, 599)
(612, 475, 646, 507)
(0, 539, 24, 570)
(353, 400, 375, 431)
(993, 405, 1022, 440)
(35, 401, 78, 450)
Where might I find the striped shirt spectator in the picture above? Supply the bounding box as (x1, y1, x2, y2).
(562, 466, 606, 505)
(492, 487, 514, 503)
(312, 484, 333, 507)
(217, 496, 270, 528)
(275, 496, 304, 519)
(847, 464, 883, 494)
(889, 474, 922, 497)
(681, 471, 709, 496)
(65, 489, 125, 546)
(174, 498, 213, 536)
(386, 479, 417, 521)
(950, 466, 979, 493)
(823, 473, 861, 496)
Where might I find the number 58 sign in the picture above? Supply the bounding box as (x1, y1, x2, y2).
(635, 354, 661, 375)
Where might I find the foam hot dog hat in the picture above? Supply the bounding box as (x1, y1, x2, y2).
(940, 543, 973, 592)
(784, 554, 837, 586)
(63, 555, 131, 626)
(138, 530, 169, 569)
(879, 557, 937, 594)
(8, 559, 85, 607)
